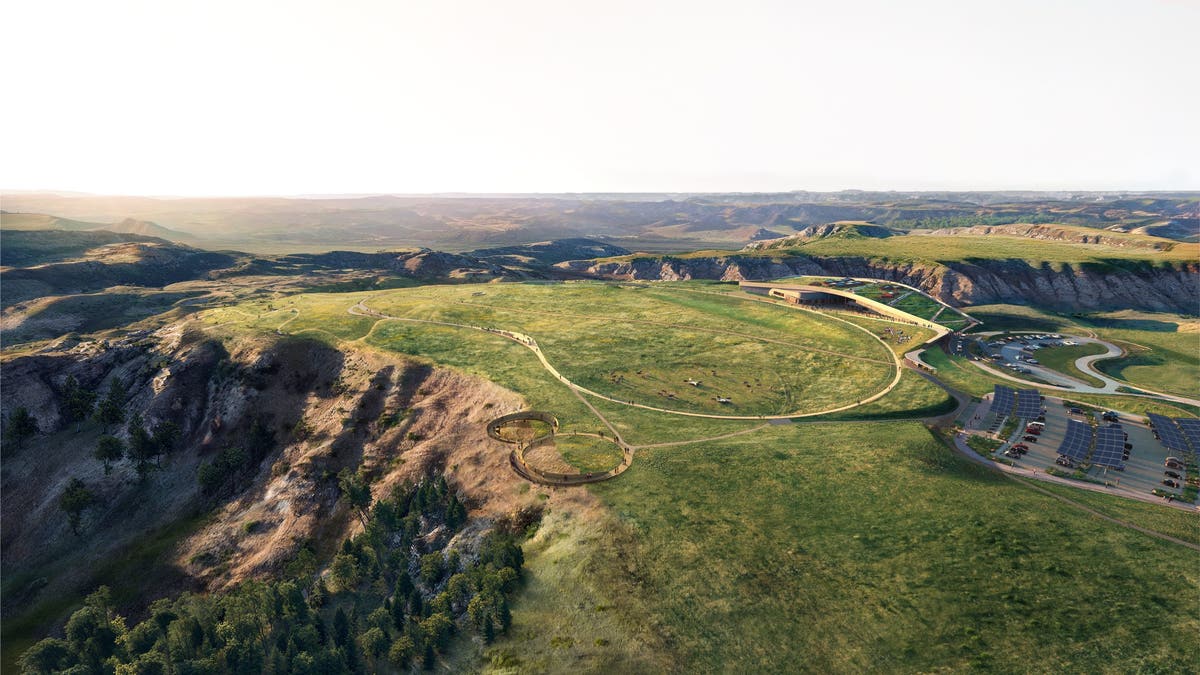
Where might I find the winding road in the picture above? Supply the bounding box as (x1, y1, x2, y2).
(968, 332, 1199, 407)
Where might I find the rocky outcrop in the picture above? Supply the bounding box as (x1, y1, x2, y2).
(556, 255, 1200, 314)
(0, 324, 529, 615)
(912, 223, 1178, 250)
(745, 223, 894, 249)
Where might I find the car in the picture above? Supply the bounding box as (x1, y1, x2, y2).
(1165, 470, 1182, 479)
(1166, 461, 1185, 471)
(1055, 457, 1074, 467)
(1023, 435, 1038, 442)
(1162, 479, 1180, 488)
(1025, 428, 1042, 436)
(1004, 449, 1021, 458)
(1069, 407, 1083, 415)
(1165, 457, 1183, 464)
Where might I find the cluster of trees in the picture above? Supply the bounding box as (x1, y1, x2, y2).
(196, 418, 274, 496)
(21, 477, 526, 674)
(92, 414, 181, 481)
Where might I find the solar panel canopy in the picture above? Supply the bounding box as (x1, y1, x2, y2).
(1057, 420, 1093, 461)
(1174, 418, 1200, 453)
(1015, 389, 1041, 419)
(1091, 426, 1126, 469)
(1148, 413, 1191, 453)
(992, 385, 1016, 417)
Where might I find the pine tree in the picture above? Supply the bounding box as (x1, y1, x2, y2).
(59, 477, 96, 535)
(94, 435, 125, 475)
(93, 379, 127, 429)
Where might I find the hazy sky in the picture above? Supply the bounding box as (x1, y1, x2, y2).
(4, 0, 1198, 195)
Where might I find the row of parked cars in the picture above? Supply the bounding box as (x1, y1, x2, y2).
(1163, 456, 1187, 489)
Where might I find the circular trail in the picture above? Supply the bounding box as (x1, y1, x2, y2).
(349, 291, 901, 485)
(344, 291, 1193, 497)
(349, 298, 903, 421)
(487, 411, 632, 486)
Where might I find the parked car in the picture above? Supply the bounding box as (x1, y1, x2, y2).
(1166, 461, 1185, 471)
(1069, 407, 1083, 415)
(1025, 428, 1042, 436)
(1162, 479, 1180, 488)
(1164, 470, 1182, 479)
(1023, 435, 1038, 442)
(1055, 457, 1073, 467)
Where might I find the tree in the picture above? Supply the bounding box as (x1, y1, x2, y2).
(358, 626, 388, 660)
(61, 376, 97, 426)
(151, 420, 181, 466)
(332, 607, 351, 647)
(60, 477, 96, 535)
(18, 637, 72, 674)
(94, 435, 125, 475)
(94, 379, 127, 429)
(3, 406, 39, 452)
(328, 552, 360, 593)
(388, 635, 414, 668)
(419, 553, 445, 586)
(127, 414, 156, 480)
(338, 469, 372, 526)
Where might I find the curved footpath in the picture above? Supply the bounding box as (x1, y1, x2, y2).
(343, 295, 1200, 529)
(349, 300, 903, 421)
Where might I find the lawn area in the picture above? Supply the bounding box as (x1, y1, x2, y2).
(1034, 342, 1109, 387)
(355, 282, 897, 417)
(554, 434, 626, 472)
(1028, 481, 1200, 547)
(889, 292, 944, 321)
(511, 421, 1200, 672)
(966, 434, 1002, 456)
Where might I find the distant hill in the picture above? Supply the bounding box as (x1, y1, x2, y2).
(3, 191, 1196, 252)
(744, 222, 895, 250)
(0, 211, 195, 242)
(0, 230, 237, 306)
(466, 238, 631, 265)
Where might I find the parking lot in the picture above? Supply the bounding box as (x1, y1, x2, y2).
(970, 394, 1187, 500)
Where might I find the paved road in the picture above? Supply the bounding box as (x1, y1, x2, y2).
(968, 332, 1200, 407)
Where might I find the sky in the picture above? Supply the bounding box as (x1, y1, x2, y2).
(3, 0, 1198, 195)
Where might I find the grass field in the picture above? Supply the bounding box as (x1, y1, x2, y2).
(200, 282, 905, 442)
(490, 421, 1199, 672)
(601, 230, 1198, 267)
(889, 291, 944, 321)
(1032, 342, 1109, 387)
(555, 434, 626, 472)
(301, 283, 895, 417)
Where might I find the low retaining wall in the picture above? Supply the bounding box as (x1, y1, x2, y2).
(487, 411, 633, 486)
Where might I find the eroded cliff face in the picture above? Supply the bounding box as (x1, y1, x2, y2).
(0, 322, 536, 615)
(557, 256, 1200, 314)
